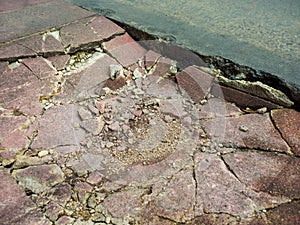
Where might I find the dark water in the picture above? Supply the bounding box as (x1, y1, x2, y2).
(68, 0, 300, 92)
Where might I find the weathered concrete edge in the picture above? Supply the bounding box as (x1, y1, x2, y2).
(99, 18, 300, 110)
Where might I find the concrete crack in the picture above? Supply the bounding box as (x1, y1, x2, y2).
(21, 61, 41, 81)
(219, 155, 243, 184)
(269, 113, 294, 155)
(157, 215, 184, 224)
(192, 151, 198, 219)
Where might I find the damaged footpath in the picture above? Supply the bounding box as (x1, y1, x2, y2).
(0, 1, 300, 225)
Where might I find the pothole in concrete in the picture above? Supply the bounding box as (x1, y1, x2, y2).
(78, 83, 182, 166)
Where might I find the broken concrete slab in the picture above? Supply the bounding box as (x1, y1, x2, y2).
(0, 115, 29, 149)
(0, 0, 53, 13)
(243, 200, 300, 225)
(195, 153, 255, 217)
(159, 98, 188, 119)
(0, 0, 95, 43)
(0, 2, 299, 223)
(10, 210, 52, 225)
(223, 151, 300, 199)
(0, 33, 64, 61)
(47, 54, 70, 71)
(197, 97, 242, 119)
(21, 56, 56, 79)
(13, 155, 53, 169)
(47, 182, 72, 207)
(57, 53, 117, 102)
(149, 170, 195, 223)
(103, 74, 126, 91)
(176, 66, 214, 103)
(211, 83, 281, 110)
(18, 32, 64, 54)
(0, 42, 36, 61)
(102, 33, 147, 67)
(143, 75, 179, 99)
(12, 164, 65, 193)
(31, 104, 85, 150)
(201, 113, 290, 153)
(194, 152, 288, 217)
(60, 15, 124, 52)
(103, 189, 146, 219)
(216, 75, 294, 107)
(0, 62, 54, 115)
(188, 214, 239, 225)
(0, 169, 36, 225)
(271, 109, 300, 156)
(149, 56, 175, 77)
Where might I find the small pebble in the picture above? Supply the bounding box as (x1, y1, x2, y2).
(95, 100, 106, 114)
(142, 109, 149, 114)
(117, 146, 126, 151)
(73, 123, 80, 128)
(257, 107, 267, 114)
(128, 138, 135, 144)
(200, 99, 207, 105)
(106, 217, 111, 224)
(133, 68, 143, 79)
(69, 58, 75, 65)
(164, 115, 173, 123)
(149, 120, 156, 126)
(106, 142, 114, 148)
(239, 125, 249, 132)
(117, 98, 124, 103)
(132, 88, 144, 96)
(122, 124, 130, 131)
(134, 110, 143, 117)
(127, 131, 134, 137)
(100, 141, 106, 149)
(169, 60, 178, 74)
(109, 64, 123, 80)
(108, 121, 120, 131)
(86, 140, 93, 148)
(8, 61, 20, 69)
(95, 47, 103, 52)
(88, 104, 99, 115)
(38, 150, 49, 157)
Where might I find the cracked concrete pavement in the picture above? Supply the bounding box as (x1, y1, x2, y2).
(1, 1, 300, 225)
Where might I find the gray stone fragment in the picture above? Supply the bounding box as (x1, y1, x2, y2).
(216, 75, 294, 107)
(109, 64, 123, 80)
(80, 117, 105, 135)
(239, 125, 249, 132)
(78, 107, 93, 120)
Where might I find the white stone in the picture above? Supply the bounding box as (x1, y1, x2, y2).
(38, 150, 49, 157)
(109, 64, 123, 80)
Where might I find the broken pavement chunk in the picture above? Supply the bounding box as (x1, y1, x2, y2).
(109, 64, 124, 80)
(102, 33, 147, 67)
(12, 164, 65, 193)
(80, 117, 105, 135)
(176, 66, 213, 103)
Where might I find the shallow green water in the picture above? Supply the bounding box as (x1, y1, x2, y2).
(68, 0, 300, 89)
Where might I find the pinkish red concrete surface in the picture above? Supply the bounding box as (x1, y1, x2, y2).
(0, 1, 300, 225)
